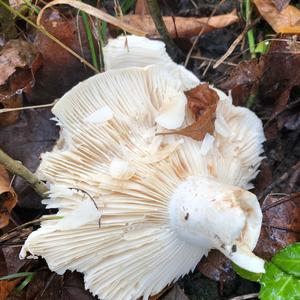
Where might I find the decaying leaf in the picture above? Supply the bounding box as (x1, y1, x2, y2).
(259, 36, 300, 115)
(27, 11, 94, 104)
(160, 284, 189, 300)
(0, 39, 36, 86)
(253, 0, 300, 33)
(197, 250, 235, 282)
(37, 0, 146, 36)
(0, 166, 17, 229)
(0, 279, 20, 300)
(255, 193, 300, 260)
(0, 92, 22, 126)
(271, 0, 291, 12)
(135, 0, 149, 15)
(219, 60, 262, 106)
(185, 83, 219, 119)
(119, 10, 239, 38)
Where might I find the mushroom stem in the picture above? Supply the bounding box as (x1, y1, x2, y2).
(0, 148, 48, 197)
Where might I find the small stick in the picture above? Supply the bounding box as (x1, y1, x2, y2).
(147, 0, 182, 61)
(229, 293, 259, 300)
(0, 148, 48, 197)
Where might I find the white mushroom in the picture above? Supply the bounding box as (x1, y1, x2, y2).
(21, 36, 265, 300)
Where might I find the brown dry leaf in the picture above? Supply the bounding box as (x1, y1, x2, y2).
(159, 105, 216, 141)
(253, 0, 300, 33)
(255, 193, 300, 260)
(0, 279, 20, 300)
(271, 0, 291, 12)
(0, 39, 36, 86)
(119, 10, 239, 38)
(37, 0, 146, 36)
(185, 83, 219, 119)
(0, 166, 17, 229)
(197, 250, 235, 282)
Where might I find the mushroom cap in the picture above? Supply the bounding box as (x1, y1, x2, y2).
(21, 36, 265, 300)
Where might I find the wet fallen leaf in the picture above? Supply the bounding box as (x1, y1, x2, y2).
(0, 39, 36, 86)
(161, 284, 189, 300)
(198, 250, 235, 282)
(219, 60, 262, 106)
(119, 10, 239, 38)
(253, 0, 300, 33)
(27, 11, 94, 104)
(255, 193, 300, 260)
(259, 36, 300, 115)
(0, 279, 20, 300)
(185, 83, 219, 119)
(271, 0, 291, 12)
(0, 92, 22, 126)
(0, 165, 17, 229)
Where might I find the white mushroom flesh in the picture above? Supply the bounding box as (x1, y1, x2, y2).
(21, 36, 266, 300)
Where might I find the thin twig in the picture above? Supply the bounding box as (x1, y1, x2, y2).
(147, 0, 182, 61)
(229, 293, 259, 300)
(184, 0, 226, 67)
(0, 148, 48, 197)
(191, 55, 237, 66)
(0, 101, 57, 114)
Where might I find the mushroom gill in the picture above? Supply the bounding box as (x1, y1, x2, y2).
(21, 36, 265, 300)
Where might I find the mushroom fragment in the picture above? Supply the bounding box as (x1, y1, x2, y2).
(21, 36, 265, 300)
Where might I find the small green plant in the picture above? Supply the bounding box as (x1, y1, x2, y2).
(234, 243, 300, 300)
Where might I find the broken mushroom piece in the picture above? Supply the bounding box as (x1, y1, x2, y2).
(21, 37, 265, 300)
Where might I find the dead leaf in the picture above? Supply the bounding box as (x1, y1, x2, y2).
(118, 10, 239, 38)
(185, 83, 219, 119)
(158, 106, 216, 141)
(219, 60, 262, 106)
(255, 193, 300, 260)
(135, 0, 149, 15)
(197, 250, 235, 282)
(9, 0, 25, 9)
(253, 0, 300, 33)
(26, 11, 94, 104)
(0, 92, 22, 126)
(0, 279, 20, 300)
(0, 39, 36, 86)
(271, 0, 291, 12)
(0, 166, 17, 229)
(161, 284, 189, 300)
(37, 0, 146, 36)
(259, 36, 300, 115)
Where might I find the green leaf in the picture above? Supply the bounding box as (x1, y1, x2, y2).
(233, 263, 263, 282)
(259, 262, 300, 300)
(272, 243, 300, 277)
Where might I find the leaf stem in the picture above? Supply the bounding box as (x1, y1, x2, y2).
(244, 0, 256, 59)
